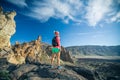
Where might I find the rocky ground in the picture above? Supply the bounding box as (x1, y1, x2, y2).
(0, 57, 120, 80)
(0, 58, 86, 80)
(75, 58, 120, 80)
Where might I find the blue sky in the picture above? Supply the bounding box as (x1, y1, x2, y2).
(0, 0, 120, 47)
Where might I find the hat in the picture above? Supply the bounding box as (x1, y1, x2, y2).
(54, 31, 59, 35)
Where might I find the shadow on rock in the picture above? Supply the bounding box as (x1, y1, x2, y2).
(65, 65, 99, 80)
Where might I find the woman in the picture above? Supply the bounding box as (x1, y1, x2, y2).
(51, 31, 62, 69)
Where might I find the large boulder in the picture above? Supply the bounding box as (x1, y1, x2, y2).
(65, 65, 97, 80)
(11, 64, 38, 80)
(61, 46, 74, 63)
(0, 7, 16, 48)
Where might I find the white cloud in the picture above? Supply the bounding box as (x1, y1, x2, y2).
(6, 0, 27, 7)
(27, 0, 82, 23)
(6, 0, 119, 26)
(110, 12, 120, 23)
(85, 0, 113, 26)
(106, 0, 120, 23)
(29, 7, 54, 22)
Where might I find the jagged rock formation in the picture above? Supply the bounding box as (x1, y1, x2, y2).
(61, 46, 74, 63)
(45, 46, 74, 63)
(6, 36, 46, 65)
(0, 35, 77, 80)
(0, 7, 16, 48)
(0, 35, 73, 65)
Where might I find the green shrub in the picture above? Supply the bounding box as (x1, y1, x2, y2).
(0, 70, 11, 80)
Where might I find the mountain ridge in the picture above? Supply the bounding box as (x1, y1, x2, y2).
(66, 45, 120, 56)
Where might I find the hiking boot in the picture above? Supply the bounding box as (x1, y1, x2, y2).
(57, 66, 62, 70)
(49, 65, 54, 68)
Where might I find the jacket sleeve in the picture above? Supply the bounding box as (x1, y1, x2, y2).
(56, 36, 61, 48)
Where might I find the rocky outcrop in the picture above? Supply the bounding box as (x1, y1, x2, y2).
(45, 46, 74, 63)
(6, 36, 45, 65)
(11, 64, 38, 80)
(0, 35, 73, 65)
(61, 46, 74, 63)
(65, 65, 96, 80)
(0, 47, 13, 58)
(0, 7, 16, 48)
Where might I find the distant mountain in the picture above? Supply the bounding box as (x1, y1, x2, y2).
(66, 45, 120, 56)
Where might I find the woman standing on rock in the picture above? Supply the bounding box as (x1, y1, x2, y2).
(51, 31, 62, 69)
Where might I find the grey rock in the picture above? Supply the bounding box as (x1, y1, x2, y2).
(61, 46, 74, 63)
(0, 58, 9, 70)
(65, 65, 96, 80)
(38, 64, 86, 80)
(11, 64, 38, 79)
(0, 47, 13, 58)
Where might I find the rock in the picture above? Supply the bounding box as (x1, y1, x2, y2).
(6, 36, 44, 65)
(25, 46, 36, 64)
(27, 77, 55, 80)
(0, 7, 16, 48)
(95, 62, 120, 80)
(0, 47, 13, 58)
(27, 77, 43, 80)
(17, 64, 87, 80)
(7, 64, 18, 73)
(73, 68, 95, 80)
(0, 58, 9, 70)
(7, 54, 19, 65)
(45, 46, 74, 63)
(0, 49, 7, 57)
(0, 58, 8, 65)
(1, 56, 120, 80)
(37, 64, 86, 80)
(65, 65, 96, 80)
(11, 64, 38, 79)
(107, 76, 119, 80)
(61, 46, 74, 63)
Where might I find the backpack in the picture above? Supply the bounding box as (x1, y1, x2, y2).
(52, 36, 58, 47)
